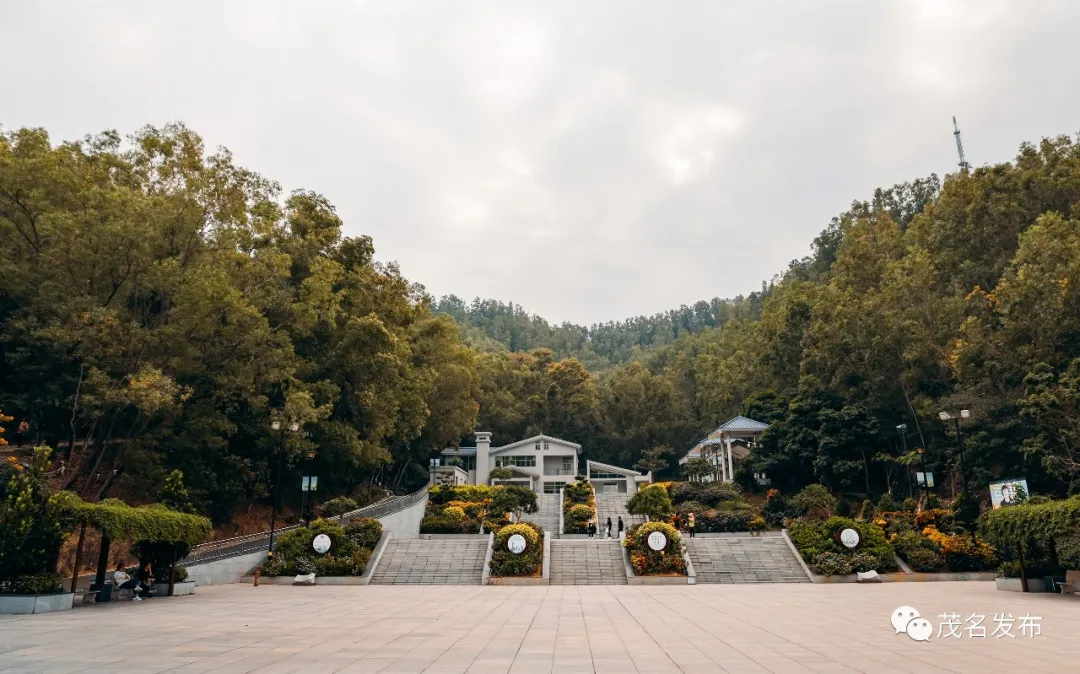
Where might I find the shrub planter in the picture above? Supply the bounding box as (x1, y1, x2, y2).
(995, 577, 1048, 592)
(0, 593, 74, 615)
(151, 581, 195, 597)
(242, 575, 366, 585)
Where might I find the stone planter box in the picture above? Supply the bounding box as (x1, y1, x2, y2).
(626, 575, 689, 585)
(151, 581, 195, 597)
(242, 575, 364, 585)
(810, 571, 995, 584)
(996, 577, 1048, 592)
(0, 592, 74, 615)
(489, 575, 547, 585)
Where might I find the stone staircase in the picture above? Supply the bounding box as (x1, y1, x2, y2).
(520, 493, 560, 537)
(685, 533, 810, 584)
(369, 536, 487, 585)
(549, 540, 627, 585)
(595, 491, 645, 534)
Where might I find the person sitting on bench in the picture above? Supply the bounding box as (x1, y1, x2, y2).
(113, 563, 146, 601)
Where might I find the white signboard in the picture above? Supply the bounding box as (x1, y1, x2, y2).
(507, 534, 527, 555)
(647, 531, 668, 552)
(312, 534, 331, 554)
(840, 528, 860, 549)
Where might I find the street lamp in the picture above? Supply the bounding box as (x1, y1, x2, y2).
(896, 423, 911, 498)
(268, 420, 301, 552)
(300, 449, 318, 526)
(939, 410, 976, 543)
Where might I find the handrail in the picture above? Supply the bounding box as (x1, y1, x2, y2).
(181, 487, 428, 566)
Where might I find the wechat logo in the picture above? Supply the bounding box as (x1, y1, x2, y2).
(892, 606, 932, 642)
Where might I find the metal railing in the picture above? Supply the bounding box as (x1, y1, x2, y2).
(180, 487, 428, 566)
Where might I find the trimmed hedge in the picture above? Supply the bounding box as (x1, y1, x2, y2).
(624, 521, 685, 576)
(65, 495, 211, 546)
(489, 522, 543, 577)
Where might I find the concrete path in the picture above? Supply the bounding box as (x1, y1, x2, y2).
(1, 582, 1077, 673)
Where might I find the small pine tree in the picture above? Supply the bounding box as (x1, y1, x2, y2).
(159, 470, 195, 514)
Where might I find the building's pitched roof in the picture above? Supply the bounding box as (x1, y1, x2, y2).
(586, 459, 642, 477)
(441, 446, 477, 456)
(714, 415, 770, 433)
(491, 434, 582, 455)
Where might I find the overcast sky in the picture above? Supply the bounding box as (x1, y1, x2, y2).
(2, 1, 1078, 325)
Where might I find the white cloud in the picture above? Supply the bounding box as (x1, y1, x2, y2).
(1, 0, 1077, 324)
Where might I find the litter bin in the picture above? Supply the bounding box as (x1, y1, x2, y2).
(97, 581, 114, 602)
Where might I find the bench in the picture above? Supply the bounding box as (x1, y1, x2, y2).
(1056, 570, 1080, 594)
(73, 587, 97, 604)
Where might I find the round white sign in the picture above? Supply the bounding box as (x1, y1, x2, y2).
(839, 528, 860, 549)
(312, 534, 332, 554)
(647, 531, 668, 551)
(507, 534, 528, 555)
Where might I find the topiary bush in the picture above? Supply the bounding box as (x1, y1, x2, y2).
(790, 484, 836, 519)
(564, 503, 595, 534)
(489, 522, 543, 577)
(811, 552, 853, 576)
(344, 518, 382, 548)
(319, 497, 359, 519)
(626, 485, 673, 520)
(624, 522, 686, 576)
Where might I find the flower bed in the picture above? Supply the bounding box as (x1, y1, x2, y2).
(562, 480, 595, 534)
(623, 522, 686, 576)
(420, 484, 536, 534)
(489, 522, 544, 577)
(788, 516, 898, 575)
(261, 518, 380, 577)
(667, 481, 760, 532)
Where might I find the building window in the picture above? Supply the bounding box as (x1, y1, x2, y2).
(544, 441, 550, 450)
(590, 470, 624, 479)
(543, 482, 564, 493)
(535, 442, 541, 451)
(562, 457, 572, 472)
(495, 456, 536, 468)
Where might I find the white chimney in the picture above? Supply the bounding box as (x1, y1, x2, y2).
(475, 431, 492, 485)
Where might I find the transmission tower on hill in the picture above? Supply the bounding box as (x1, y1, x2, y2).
(953, 116, 971, 174)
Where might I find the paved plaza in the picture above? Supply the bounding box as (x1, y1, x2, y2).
(1, 582, 1077, 673)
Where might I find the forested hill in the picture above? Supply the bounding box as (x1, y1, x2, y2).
(432, 292, 769, 372)
(433, 172, 942, 372)
(4, 123, 1079, 527)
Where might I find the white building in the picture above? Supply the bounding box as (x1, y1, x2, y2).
(679, 415, 770, 483)
(432, 432, 650, 495)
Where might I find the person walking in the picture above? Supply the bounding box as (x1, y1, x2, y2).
(617, 516, 624, 539)
(687, 512, 696, 538)
(587, 519, 596, 539)
(605, 517, 612, 539)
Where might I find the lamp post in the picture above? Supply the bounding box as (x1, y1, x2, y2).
(300, 449, 318, 526)
(916, 446, 927, 495)
(939, 410, 976, 544)
(897, 423, 911, 498)
(268, 420, 300, 552)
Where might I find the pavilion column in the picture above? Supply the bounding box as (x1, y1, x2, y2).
(725, 438, 735, 483)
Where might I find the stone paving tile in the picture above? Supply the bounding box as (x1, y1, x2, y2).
(2, 583, 1079, 673)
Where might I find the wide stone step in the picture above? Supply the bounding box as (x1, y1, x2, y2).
(549, 540, 627, 585)
(369, 536, 487, 585)
(686, 534, 810, 584)
(520, 494, 560, 537)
